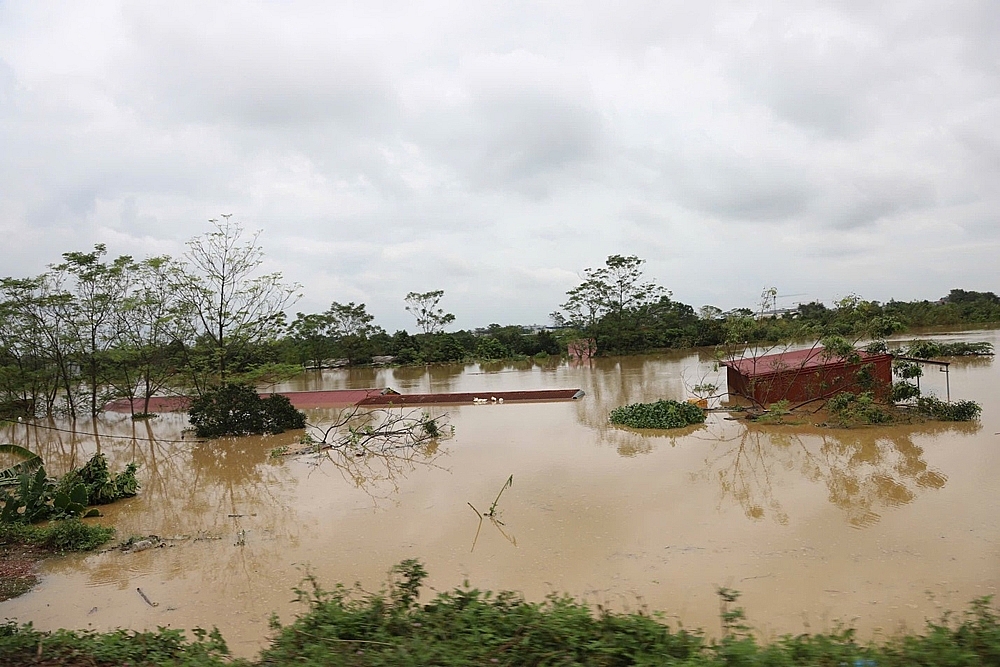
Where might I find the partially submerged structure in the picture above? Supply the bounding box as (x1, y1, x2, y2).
(104, 387, 585, 413)
(722, 348, 892, 407)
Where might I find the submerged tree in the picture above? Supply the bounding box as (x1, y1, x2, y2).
(559, 255, 668, 354)
(404, 290, 455, 334)
(50, 245, 134, 417)
(178, 215, 301, 389)
(108, 256, 189, 415)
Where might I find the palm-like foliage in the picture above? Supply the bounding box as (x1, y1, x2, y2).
(0, 444, 43, 487)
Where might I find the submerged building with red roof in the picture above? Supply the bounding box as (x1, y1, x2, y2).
(721, 347, 892, 407)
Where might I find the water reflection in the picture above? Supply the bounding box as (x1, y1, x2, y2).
(694, 421, 976, 527)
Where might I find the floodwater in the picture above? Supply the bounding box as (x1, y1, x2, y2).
(1, 330, 999, 657)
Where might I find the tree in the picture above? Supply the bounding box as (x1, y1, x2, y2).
(559, 255, 667, 354)
(0, 277, 64, 416)
(326, 301, 378, 338)
(286, 311, 336, 368)
(404, 290, 455, 334)
(327, 302, 383, 365)
(178, 215, 300, 388)
(108, 256, 189, 415)
(51, 245, 133, 417)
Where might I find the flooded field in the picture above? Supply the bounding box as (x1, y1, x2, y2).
(2, 330, 999, 657)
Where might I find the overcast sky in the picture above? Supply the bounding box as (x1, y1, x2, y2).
(1, 1, 997, 331)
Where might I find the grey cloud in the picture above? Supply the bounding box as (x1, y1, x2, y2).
(411, 51, 607, 197)
(1, 1, 999, 328)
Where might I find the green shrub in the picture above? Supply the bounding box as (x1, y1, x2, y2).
(40, 519, 115, 551)
(0, 622, 229, 666)
(915, 396, 982, 422)
(827, 392, 892, 426)
(3, 562, 1000, 666)
(57, 452, 139, 505)
(0, 519, 114, 552)
(609, 400, 706, 429)
(188, 383, 306, 438)
(2, 452, 137, 525)
(474, 336, 510, 361)
(891, 380, 921, 403)
(904, 340, 994, 358)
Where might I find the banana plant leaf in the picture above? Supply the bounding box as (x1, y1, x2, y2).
(0, 444, 43, 487)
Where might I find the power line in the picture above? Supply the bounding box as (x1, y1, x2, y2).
(0, 418, 201, 444)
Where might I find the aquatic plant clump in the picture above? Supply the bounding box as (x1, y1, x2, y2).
(609, 399, 706, 429)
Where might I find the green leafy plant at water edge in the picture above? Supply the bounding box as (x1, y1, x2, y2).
(57, 452, 138, 505)
(1, 452, 138, 525)
(609, 399, 706, 429)
(188, 383, 306, 438)
(0, 621, 229, 666)
(0, 519, 114, 552)
(0, 444, 43, 487)
(3, 561, 1000, 666)
(903, 340, 994, 358)
(827, 391, 893, 426)
(915, 396, 982, 422)
(0, 467, 54, 524)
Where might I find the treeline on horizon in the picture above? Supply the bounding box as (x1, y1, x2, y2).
(1, 221, 999, 419)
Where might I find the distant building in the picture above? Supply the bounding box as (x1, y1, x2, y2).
(722, 347, 892, 406)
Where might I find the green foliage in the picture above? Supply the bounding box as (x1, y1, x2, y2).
(891, 380, 922, 402)
(404, 290, 455, 334)
(1, 452, 137, 524)
(0, 444, 43, 487)
(474, 335, 510, 360)
(557, 255, 718, 355)
(0, 519, 114, 552)
(188, 383, 306, 438)
(902, 340, 994, 358)
(915, 396, 982, 422)
(0, 621, 230, 666)
(51, 482, 100, 520)
(420, 414, 441, 438)
(3, 562, 1000, 666)
(820, 335, 860, 361)
(263, 562, 708, 667)
(893, 360, 923, 379)
(58, 452, 139, 505)
(827, 392, 893, 426)
(609, 399, 706, 429)
(0, 467, 53, 524)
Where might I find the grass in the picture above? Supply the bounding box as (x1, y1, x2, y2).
(0, 518, 115, 553)
(0, 519, 115, 602)
(2, 561, 1000, 666)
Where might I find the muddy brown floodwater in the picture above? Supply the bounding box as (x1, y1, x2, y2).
(1, 330, 998, 658)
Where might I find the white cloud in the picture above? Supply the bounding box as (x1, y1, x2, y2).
(0, 0, 998, 330)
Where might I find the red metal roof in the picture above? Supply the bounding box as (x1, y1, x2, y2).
(105, 388, 585, 413)
(722, 348, 890, 378)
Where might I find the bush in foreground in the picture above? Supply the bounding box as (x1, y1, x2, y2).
(0, 519, 114, 553)
(2, 561, 1000, 666)
(609, 399, 706, 429)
